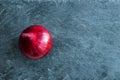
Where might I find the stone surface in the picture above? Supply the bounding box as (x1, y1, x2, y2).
(0, 0, 120, 80)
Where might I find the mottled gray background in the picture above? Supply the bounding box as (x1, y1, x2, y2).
(0, 0, 120, 80)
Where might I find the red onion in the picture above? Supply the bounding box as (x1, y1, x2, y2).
(19, 25, 52, 59)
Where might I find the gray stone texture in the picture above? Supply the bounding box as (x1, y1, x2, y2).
(0, 0, 120, 80)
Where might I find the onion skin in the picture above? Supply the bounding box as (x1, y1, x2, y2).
(19, 25, 52, 59)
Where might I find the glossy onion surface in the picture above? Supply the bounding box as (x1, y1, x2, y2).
(19, 25, 52, 59)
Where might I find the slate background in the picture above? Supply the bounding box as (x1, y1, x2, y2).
(0, 0, 120, 80)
